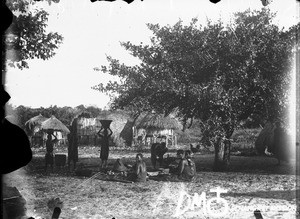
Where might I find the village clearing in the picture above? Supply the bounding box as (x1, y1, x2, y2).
(3, 144, 298, 219)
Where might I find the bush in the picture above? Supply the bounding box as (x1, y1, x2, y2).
(231, 128, 261, 150)
(175, 128, 201, 144)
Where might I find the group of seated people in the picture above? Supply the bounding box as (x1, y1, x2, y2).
(112, 153, 147, 183)
(150, 141, 196, 180)
(111, 147, 196, 183)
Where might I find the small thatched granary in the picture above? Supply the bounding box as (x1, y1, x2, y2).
(134, 113, 182, 147)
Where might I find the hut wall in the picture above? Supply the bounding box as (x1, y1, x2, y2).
(77, 118, 98, 136)
(75, 114, 133, 147)
(158, 129, 172, 136)
(134, 128, 177, 147)
(76, 118, 99, 145)
(135, 128, 172, 137)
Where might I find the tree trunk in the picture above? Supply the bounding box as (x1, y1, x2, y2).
(213, 138, 231, 171)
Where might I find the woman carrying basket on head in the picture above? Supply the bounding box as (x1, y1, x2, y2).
(45, 130, 58, 172)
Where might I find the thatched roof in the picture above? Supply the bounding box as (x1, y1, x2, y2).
(25, 114, 48, 134)
(25, 114, 48, 128)
(41, 115, 70, 134)
(136, 113, 181, 130)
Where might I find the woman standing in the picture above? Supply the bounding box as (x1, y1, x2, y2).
(45, 130, 57, 172)
(97, 126, 113, 169)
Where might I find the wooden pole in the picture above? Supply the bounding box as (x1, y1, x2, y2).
(166, 135, 168, 147)
(171, 129, 174, 147)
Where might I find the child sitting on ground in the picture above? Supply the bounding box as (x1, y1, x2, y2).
(127, 153, 147, 182)
(177, 150, 196, 181)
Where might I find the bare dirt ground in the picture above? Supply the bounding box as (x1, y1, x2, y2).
(3, 146, 299, 219)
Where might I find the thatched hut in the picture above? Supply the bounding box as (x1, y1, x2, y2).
(24, 114, 48, 146)
(74, 110, 133, 147)
(134, 113, 182, 147)
(96, 111, 133, 147)
(41, 115, 70, 134)
(40, 115, 70, 146)
(255, 122, 275, 154)
(75, 113, 99, 145)
(25, 114, 48, 135)
(255, 121, 295, 162)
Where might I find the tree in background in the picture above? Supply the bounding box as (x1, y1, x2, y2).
(94, 8, 297, 171)
(3, 0, 63, 69)
(9, 104, 103, 130)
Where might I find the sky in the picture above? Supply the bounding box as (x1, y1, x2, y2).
(4, 0, 299, 109)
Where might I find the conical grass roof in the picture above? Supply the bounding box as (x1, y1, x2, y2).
(41, 115, 70, 134)
(25, 114, 48, 134)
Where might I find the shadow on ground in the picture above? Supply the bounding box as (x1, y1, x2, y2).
(26, 151, 297, 177)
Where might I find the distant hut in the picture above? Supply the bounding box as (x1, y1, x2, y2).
(75, 110, 133, 147)
(75, 111, 98, 145)
(134, 113, 181, 147)
(41, 115, 70, 146)
(96, 111, 133, 147)
(24, 114, 48, 146)
(25, 114, 48, 135)
(255, 122, 275, 154)
(41, 115, 70, 134)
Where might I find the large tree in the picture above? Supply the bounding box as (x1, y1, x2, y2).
(93, 8, 297, 171)
(3, 0, 63, 70)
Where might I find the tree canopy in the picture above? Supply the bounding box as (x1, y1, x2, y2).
(7, 104, 103, 131)
(4, 0, 63, 69)
(93, 8, 298, 170)
(95, 9, 295, 122)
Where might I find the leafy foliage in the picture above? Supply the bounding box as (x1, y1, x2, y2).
(4, 0, 63, 69)
(7, 104, 103, 130)
(93, 9, 297, 170)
